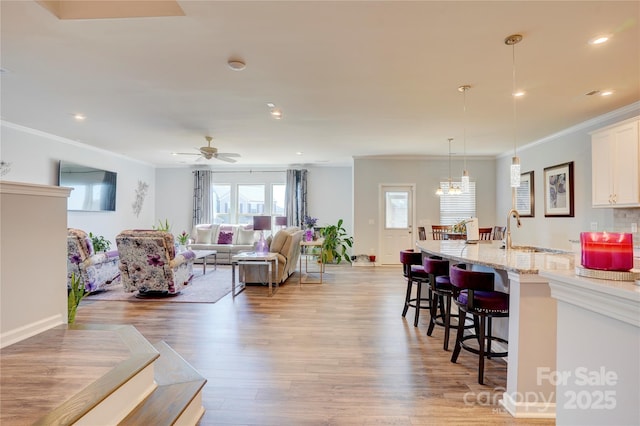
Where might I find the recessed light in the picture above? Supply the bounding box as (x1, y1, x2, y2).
(74, 113, 86, 121)
(270, 108, 283, 119)
(513, 91, 526, 97)
(296, 152, 303, 156)
(600, 90, 613, 96)
(266, 102, 275, 108)
(227, 59, 246, 71)
(589, 35, 610, 45)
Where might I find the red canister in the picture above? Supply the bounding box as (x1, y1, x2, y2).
(580, 232, 633, 271)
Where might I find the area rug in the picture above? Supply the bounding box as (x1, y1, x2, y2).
(84, 266, 233, 303)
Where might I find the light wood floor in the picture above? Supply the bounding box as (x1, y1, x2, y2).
(75, 264, 554, 426)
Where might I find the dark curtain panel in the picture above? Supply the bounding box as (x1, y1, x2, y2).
(192, 170, 212, 227)
(285, 169, 307, 228)
(101, 171, 117, 211)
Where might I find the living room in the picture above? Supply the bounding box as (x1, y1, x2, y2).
(1, 1, 640, 424)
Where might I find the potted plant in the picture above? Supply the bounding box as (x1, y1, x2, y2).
(303, 215, 318, 241)
(320, 219, 353, 264)
(176, 231, 190, 252)
(89, 232, 111, 253)
(153, 219, 171, 232)
(68, 273, 87, 324)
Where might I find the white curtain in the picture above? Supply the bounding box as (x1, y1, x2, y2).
(192, 170, 212, 226)
(285, 169, 307, 228)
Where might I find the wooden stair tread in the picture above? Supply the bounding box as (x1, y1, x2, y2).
(119, 340, 206, 426)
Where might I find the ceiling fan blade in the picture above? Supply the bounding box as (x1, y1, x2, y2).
(216, 152, 240, 157)
(174, 152, 200, 156)
(215, 155, 237, 163)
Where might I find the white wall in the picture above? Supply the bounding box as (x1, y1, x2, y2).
(353, 157, 497, 257)
(307, 166, 353, 237)
(0, 122, 156, 246)
(495, 104, 640, 250)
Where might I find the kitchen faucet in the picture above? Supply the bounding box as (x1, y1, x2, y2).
(505, 208, 522, 250)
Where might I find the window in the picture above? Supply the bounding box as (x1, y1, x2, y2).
(212, 184, 231, 224)
(272, 184, 285, 216)
(385, 191, 409, 228)
(237, 184, 265, 225)
(210, 177, 286, 225)
(439, 182, 476, 225)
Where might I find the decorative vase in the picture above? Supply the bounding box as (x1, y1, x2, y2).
(305, 229, 313, 242)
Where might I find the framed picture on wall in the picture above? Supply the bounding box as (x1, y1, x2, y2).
(516, 171, 534, 217)
(544, 161, 574, 217)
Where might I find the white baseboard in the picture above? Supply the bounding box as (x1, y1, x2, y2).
(0, 314, 65, 348)
(500, 391, 556, 418)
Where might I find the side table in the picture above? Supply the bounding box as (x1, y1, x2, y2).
(231, 252, 279, 297)
(299, 239, 324, 286)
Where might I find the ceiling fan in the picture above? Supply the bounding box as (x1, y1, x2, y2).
(174, 136, 240, 163)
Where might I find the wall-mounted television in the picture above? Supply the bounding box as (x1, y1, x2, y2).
(58, 161, 117, 212)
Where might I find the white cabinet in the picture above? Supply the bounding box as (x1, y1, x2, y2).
(591, 118, 640, 207)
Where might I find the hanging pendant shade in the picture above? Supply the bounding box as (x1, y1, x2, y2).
(437, 138, 461, 196)
(506, 34, 523, 189)
(458, 85, 471, 193)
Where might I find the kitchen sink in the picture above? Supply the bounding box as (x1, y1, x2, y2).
(511, 245, 544, 253)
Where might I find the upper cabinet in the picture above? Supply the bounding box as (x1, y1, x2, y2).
(591, 117, 640, 208)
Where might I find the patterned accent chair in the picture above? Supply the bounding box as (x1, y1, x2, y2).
(116, 230, 195, 296)
(67, 228, 121, 292)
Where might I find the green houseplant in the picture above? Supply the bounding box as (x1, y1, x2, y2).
(68, 273, 87, 324)
(153, 219, 171, 232)
(320, 219, 353, 264)
(89, 232, 111, 253)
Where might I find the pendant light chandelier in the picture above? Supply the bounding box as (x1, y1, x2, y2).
(505, 33, 523, 188)
(436, 138, 461, 196)
(458, 84, 471, 193)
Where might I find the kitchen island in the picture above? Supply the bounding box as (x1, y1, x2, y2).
(417, 239, 575, 418)
(539, 268, 640, 426)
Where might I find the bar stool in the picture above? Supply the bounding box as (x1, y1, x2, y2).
(423, 256, 457, 350)
(399, 249, 431, 327)
(449, 264, 509, 385)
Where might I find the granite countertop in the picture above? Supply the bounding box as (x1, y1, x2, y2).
(416, 240, 575, 275)
(539, 267, 640, 303)
(417, 240, 640, 302)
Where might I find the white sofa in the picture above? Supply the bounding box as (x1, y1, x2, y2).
(188, 224, 258, 264)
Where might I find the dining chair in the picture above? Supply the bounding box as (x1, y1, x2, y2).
(492, 226, 506, 240)
(417, 226, 427, 240)
(431, 225, 450, 240)
(479, 227, 493, 240)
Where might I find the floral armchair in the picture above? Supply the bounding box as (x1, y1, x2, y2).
(67, 228, 120, 292)
(116, 229, 195, 296)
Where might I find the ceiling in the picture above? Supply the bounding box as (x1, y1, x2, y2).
(1, 1, 638, 168)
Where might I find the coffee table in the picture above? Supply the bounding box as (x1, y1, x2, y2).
(190, 249, 217, 274)
(231, 252, 279, 297)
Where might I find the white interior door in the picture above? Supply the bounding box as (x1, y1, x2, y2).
(379, 185, 415, 265)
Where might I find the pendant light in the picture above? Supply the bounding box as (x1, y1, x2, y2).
(436, 138, 461, 196)
(458, 84, 471, 193)
(505, 34, 523, 188)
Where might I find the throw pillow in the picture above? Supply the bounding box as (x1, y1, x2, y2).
(236, 228, 256, 245)
(269, 230, 288, 253)
(217, 231, 233, 244)
(196, 227, 213, 244)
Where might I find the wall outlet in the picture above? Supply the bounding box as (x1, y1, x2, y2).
(632, 223, 638, 233)
(590, 222, 598, 231)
